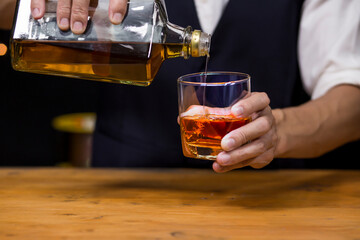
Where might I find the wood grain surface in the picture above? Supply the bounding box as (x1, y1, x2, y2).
(0, 168, 359, 239)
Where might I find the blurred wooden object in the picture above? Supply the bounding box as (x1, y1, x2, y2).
(0, 168, 359, 239)
(0, 0, 16, 30)
(52, 113, 96, 167)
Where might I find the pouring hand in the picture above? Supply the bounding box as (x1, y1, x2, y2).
(30, 0, 127, 34)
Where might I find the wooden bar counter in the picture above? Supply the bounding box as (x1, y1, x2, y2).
(0, 168, 359, 239)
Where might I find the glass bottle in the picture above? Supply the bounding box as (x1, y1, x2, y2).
(11, 0, 211, 86)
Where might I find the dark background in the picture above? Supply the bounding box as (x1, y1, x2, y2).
(0, 30, 99, 166)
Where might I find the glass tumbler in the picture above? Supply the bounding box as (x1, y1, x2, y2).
(178, 72, 251, 160)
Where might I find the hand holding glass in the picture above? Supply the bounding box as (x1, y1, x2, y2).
(178, 72, 251, 160)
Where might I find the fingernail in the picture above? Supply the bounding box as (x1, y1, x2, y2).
(218, 152, 231, 165)
(213, 162, 224, 172)
(223, 138, 235, 150)
(59, 18, 69, 28)
(73, 21, 84, 33)
(112, 13, 123, 24)
(233, 106, 244, 116)
(32, 8, 40, 18)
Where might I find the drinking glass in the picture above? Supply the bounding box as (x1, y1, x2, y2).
(178, 72, 251, 160)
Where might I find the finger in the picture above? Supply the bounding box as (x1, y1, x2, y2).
(109, 0, 128, 25)
(70, 0, 91, 35)
(213, 158, 254, 173)
(217, 128, 276, 166)
(31, 0, 45, 19)
(248, 149, 275, 169)
(231, 92, 270, 117)
(57, 0, 71, 31)
(221, 106, 273, 151)
(213, 149, 274, 173)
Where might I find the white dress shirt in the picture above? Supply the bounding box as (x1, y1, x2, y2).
(194, 0, 360, 99)
(194, 0, 229, 35)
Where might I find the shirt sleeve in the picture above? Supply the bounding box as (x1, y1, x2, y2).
(299, 0, 360, 99)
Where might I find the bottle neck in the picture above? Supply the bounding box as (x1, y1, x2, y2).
(163, 23, 211, 59)
(189, 30, 211, 58)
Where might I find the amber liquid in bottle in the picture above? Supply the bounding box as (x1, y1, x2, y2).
(180, 114, 252, 159)
(11, 40, 188, 86)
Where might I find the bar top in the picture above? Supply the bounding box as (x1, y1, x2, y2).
(0, 168, 359, 239)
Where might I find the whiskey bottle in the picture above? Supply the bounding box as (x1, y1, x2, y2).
(11, 0, 211, 86)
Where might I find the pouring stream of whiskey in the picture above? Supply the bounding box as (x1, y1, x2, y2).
(202, 53, 210, 117)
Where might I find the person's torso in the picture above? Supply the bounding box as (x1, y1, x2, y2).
(92, 0, 307, 168)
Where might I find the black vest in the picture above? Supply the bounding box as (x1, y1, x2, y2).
(92, 0, 359, 169)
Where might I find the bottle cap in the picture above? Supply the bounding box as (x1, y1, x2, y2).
(191, 30, 211, 57)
